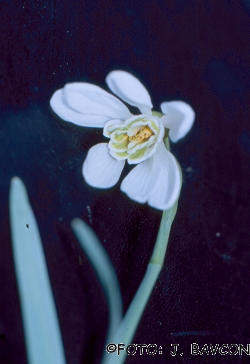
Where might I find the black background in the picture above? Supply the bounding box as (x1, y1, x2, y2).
(1, 1, 250, 363)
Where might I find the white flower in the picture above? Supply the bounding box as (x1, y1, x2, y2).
(50, 71, 195, 210)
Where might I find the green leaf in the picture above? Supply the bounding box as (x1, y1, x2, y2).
(9, 177, 66, 364)
(71, 218, 122, 345)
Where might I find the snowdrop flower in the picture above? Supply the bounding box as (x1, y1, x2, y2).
(50, 71, 195, 210)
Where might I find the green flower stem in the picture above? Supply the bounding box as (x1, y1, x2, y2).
(71, 218, 123, 346)
(105, 136, 178, 364)
(9, 177, 66, 364)
(107, 201, 177, 364)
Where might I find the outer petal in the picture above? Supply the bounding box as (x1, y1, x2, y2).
(148, 143, 182, 210)
(120, 156, 157, 204)
(121, 143, 181, 210)
(106, 70, 153, 115)
(82, 143, 125, 188)
(50, 83, 131, 128)
(160, 101, 195, 142)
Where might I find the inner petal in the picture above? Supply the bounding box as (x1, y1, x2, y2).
(127, 126, 140, 137)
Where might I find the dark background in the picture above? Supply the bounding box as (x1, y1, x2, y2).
(1, 1, 250, 363)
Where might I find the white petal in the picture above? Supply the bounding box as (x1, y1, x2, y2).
(106, 70, 153, 114)
(82, 143, 125, 188)
(50, 83, 131, 128)
(103, 119, 126, 138)
(64, 83, 131, 119)
(50, 90, 107, 127)
(120, 157, 156, 204)
(148, 143, 181, 210)
(121, 143, 181, 210)
(160, 101, 195, 142)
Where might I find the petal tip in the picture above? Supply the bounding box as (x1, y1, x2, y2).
(106, 70, 153, 113)
(160, 101, 195, 143)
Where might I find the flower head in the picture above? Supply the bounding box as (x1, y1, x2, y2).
(50, 71, 195, 210)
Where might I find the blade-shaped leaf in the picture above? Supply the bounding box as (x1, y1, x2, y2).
(9, 177, 66, 364)
(71, 218, 122, 345)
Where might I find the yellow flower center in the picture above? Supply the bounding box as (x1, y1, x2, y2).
(128, 125, 154, 142)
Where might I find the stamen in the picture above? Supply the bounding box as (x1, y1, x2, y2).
(128, 125, 154, 142)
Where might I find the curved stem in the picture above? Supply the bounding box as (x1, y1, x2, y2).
(105, 202, 178, 364)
